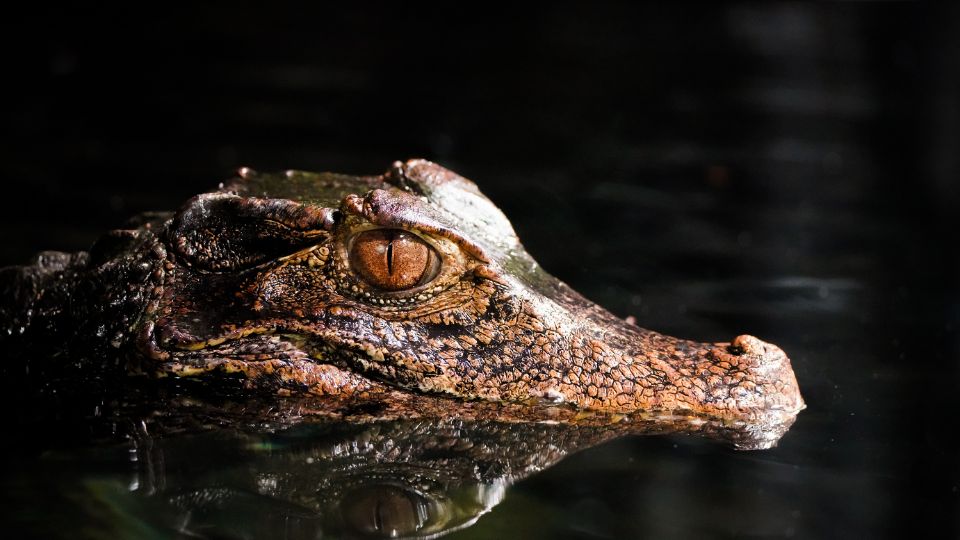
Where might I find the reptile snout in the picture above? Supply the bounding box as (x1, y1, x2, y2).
(726, 335, 786, 367)
(712, 334, 805, 416)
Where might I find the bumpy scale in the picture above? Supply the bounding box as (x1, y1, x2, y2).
(0, 160, 804, 424)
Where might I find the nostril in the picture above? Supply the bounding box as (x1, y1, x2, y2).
(729, 335, 782, 366)
(726, 343, 746, 356)
(731, 334, 762, 354)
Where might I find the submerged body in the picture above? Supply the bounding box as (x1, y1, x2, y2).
(0, 160, 803, 425)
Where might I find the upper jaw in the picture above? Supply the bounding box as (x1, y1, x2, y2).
(557, 307, 805, 420)
(517, 329, 804, 421)
(482, 277, 805, 421)
(143, 291, 804, 424)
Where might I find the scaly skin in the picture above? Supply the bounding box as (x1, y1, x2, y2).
(0, 160, 803, 427)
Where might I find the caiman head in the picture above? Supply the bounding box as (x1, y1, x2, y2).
(140, 159, 803, 422)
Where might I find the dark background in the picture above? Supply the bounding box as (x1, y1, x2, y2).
(2, 3, 958, 539)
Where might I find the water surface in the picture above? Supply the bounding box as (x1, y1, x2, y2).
(1, 3, 957, 538)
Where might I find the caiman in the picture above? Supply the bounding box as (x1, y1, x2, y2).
(0, 159, 804, 434)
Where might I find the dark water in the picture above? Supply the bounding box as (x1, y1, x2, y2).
(2, 3, 958, 539)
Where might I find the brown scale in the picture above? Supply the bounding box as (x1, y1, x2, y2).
(1, 159, 804, 446)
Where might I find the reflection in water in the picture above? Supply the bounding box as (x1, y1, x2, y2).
(134, 421, 514, 539)
(91, 393, 799, 539)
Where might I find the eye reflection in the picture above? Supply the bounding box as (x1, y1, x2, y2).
(340, 484, 432, 538)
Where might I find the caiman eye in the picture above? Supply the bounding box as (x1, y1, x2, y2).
(341, 485, 432, 538)
(349, 229, 440, 291)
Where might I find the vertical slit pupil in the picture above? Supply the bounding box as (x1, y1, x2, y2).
(386, 233, 394, 275)
(374, 499, 384, 532)
(350, 229, 438, 291)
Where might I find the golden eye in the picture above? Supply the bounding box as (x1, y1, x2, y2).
(349, 229, 440, 291)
